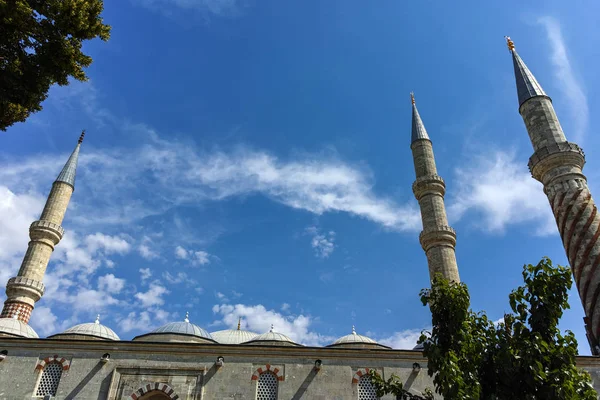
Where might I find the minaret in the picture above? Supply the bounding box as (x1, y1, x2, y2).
(506, 37, 600, 354)
(0, 132, 84, 324)
(410, 94, 460, 282)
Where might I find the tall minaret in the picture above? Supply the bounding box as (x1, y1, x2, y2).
(0, 132, 84, 324)
(410, 94, 460, 282)
(506, 37, 600, 354)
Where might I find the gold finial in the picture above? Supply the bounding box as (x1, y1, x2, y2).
(410, 92, 415, 105)
(237, 317, 241, 330)
(78, 130, 86, 144)
(505, 36, 515, 51)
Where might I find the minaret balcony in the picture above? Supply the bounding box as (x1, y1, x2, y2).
(419, 225, 457, 251)
(528, 142, 585, 181)
(29, 220, 64, 244)
(412, 175, 446, 199)
(5, 276, 45, 302)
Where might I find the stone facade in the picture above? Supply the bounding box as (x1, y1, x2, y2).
(0, 337, 438, 400)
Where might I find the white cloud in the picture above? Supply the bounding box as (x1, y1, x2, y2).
(212, 303, 335, 346)
(538, 17, 588, 143)
(175, 245, 188, 259)
(118, 309, 171, 333)
(377, 329, 424, 350)
(70, 289, 120, 312)
(193, 250, 211, 265)
(97, 273, 126, 294)
(84, 233, 131, 255)
(139, 268, 152, 282)
(281, 303, 290, 312)
(28, 306, 59, 336)
(162, 271, 191, 284)
(448, 150, 555, 235)
(135, 283, 169, 307)
(138, 244, 159, 260)
(305, 226, 336, 258)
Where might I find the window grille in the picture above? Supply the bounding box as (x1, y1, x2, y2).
(256, 372, 278, 400)
(36, 362, 63, 396)
(358, 375, 379, 400)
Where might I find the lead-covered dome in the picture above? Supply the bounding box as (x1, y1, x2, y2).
(243, 325, 300, 347)
(49, 315, 119, 341)
(211, 319, 258, 344)
(133, 313, 216, 344)
(328, 326, 389, 349)
(0, 315, 38, 338)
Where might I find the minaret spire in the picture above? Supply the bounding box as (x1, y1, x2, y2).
(505, 37, 549, 107)
(506, 38, 600, 354)
(0, 133, 83, 327)
(409, 94, 460, 282)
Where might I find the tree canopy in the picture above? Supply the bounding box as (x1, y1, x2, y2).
(1, 0, 110, 131)
(368, 257, 596, 400)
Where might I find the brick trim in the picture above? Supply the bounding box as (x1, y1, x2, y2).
(130, 382, 179, 400)
(352, 368, 378, 384)
(35, 355, 71, 371)
(251, 364, 284, 382)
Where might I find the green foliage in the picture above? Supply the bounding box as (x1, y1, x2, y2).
(369, 257, 596, 400)
(367, 370, 433, 400)
(0, 0, 111, 130)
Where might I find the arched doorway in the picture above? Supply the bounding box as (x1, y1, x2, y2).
(130, 382, 179, 400)
(139, 391, 171, 400)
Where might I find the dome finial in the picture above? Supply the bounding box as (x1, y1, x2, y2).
(184, 311, 190, 323)
(270, 324, 274, 332)
(237, 317, 241, 330)
(95, 314, 100, 324)
(78, 130, 85, 144)
(352, 325, 356, 334)
(410, 92, 415, 105)
(505, 36, 515, 51)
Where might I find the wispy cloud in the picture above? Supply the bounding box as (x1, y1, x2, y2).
(305, 226, 336, 258)
(538, 16, 588, 143)
(132, 0, 242, 17)
(448, 150, 555, 235)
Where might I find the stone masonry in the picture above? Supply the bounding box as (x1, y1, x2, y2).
(0, 135, 82, 324)
(410, 95, 460, 282)
(510, 42, 600, 354)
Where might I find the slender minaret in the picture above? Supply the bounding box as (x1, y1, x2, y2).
(410, 94, 460, 282)
(506, 37, 600, 354)
(0, 132, 84, 324)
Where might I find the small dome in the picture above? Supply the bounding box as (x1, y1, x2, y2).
(211, 319, 258, 344)
(50, 315, 119, 341)
(0, 315, 38, 339)
(243, 325, 300, 346)
(133, 312, 215, 344)
(328, 326, 389, 349)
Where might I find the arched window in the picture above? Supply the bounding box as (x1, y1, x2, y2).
(256, 372, 278, 400)
(358, 375, 379, 400)
(36, 362, 63, 396)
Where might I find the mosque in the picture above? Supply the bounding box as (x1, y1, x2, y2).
(1, 38, 600, 399)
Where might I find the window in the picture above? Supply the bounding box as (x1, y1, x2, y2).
(36, 362, 63, 396)
(358, 375, 379, 400)
(256, 372, 278, 400)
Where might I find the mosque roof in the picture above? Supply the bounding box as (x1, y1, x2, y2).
(143, 313, 214, 341)
(56, 315, 120, 341)
(410, 93, 430, 143)
(211, 318, 259, 344)
(506, 37, 549, 107)
(55, 131, 84, 189)
(0, 315, 39, 338)
(329, 326, 380, 346)
(243, 325, 299, 346)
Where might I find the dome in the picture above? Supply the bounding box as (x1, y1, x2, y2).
(211, 319, 258, 344)
(0, 315, 38, 339)
(133, 313, 216, 344)
(243, 325, 300, 346)
(328, 326, 389, 349)
(49, 315, 119, 341)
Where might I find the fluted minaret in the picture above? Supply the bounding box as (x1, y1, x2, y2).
(506, 37, 600, 354)
(410, 94, 460, 282)
(0, 132, 84, 324)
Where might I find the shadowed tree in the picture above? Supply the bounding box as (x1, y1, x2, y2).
(369, 258, 596, 400)
(0, 0, 110, 130)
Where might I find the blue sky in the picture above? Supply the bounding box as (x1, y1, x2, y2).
(1, 0, 599, 352)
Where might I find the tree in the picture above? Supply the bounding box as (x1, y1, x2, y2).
(368, 258, 596, 399)
(0, 0, 111, 131)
